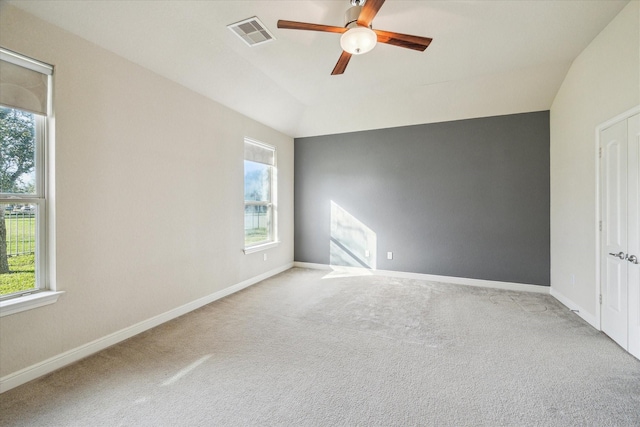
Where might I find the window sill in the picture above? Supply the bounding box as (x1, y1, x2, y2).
(244, 241, 279, 254)
(0, 291, 64, 317)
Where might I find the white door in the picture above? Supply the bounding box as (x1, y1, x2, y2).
(600, 112, 640, 359)
(627, 113, 640, 359)
(601, 119, 629, 348)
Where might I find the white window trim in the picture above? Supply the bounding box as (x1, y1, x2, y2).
(0, 48, 55, 312)
(0, 105, 46, 301)
(244, 138, 277, 252)
(0, 48, 53, 76)
(0, 290, 63, 317)
(243, 241, 279, 254)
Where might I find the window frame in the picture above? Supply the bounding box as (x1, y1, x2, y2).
(0, 48, 61, 316)
(0, 114, 46, 296)
(243, 138, 278, 254)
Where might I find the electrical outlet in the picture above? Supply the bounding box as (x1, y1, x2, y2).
(365, 250, 370, 257)
(263, 253, 267, 261)
(570, 274, 575, 286)
(387, 251, 393, 260)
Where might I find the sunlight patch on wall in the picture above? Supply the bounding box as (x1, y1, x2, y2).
(325, 201, 376, 278)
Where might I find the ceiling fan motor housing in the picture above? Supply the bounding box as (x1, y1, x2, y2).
(345, 6, 369, 29)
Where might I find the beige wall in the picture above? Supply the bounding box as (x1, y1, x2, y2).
(550, 1, 639, 322)
(0, 5, 294, 377)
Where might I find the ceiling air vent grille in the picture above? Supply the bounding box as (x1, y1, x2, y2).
(228, 17, 275, 47)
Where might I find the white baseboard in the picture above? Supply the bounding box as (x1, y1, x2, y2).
(293, 262, 550, 294)
(0, 263, 293, 394)
(550, 287, 599, 329)
(294, 261, 333, 270)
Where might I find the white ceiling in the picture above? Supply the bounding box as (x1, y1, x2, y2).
(7, 0, 629, 138)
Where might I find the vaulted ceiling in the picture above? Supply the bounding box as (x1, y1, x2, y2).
(7, 0, 629, 137)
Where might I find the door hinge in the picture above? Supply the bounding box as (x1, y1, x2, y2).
(599, 147, 603, 158)
(599, 294, 602, 304)
(599, 220, 602, 231)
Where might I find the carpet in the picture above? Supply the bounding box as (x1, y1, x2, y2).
(1, 267, 639, 426)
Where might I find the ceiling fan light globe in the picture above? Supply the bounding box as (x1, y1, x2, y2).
(340, 26, 377, 55)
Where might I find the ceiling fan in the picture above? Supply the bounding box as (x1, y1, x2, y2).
(277, 0, 432, 75)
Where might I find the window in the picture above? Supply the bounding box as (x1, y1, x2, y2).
(244, 138, 277, 252)
(0, 48, 52, 300)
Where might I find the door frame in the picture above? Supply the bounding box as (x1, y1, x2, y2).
(596, 105, 640, 332)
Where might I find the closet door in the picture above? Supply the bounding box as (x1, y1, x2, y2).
(601, 119, 629, 349)
(600, 112, 640, 359)
(628, 113, 639, 359)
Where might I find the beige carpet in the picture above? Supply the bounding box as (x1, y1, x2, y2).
(1, 267, 640, 426)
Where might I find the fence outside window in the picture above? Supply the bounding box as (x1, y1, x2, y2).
(3, 208, 36, 256)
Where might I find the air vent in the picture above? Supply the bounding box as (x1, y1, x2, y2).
(228, 17, 275, 47)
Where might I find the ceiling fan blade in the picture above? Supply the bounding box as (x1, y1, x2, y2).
(277, 20, 347, 34)
(357, 0, 385, 27)
(374, 29, 432, 51)
(376, 36, 428, 52)
(331, 51, 352, 75)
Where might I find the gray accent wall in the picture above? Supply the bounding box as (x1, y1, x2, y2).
(294, 111, 550, 285)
